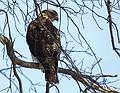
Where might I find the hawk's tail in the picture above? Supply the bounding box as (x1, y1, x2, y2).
(45, 66, 59, 83)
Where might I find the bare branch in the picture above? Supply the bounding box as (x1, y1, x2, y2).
(0, 34, 118, 93)
(105, 0, 120, 57)
(0, 0, 120, 92)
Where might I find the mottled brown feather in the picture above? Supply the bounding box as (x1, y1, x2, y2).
(26, 11, 60, 83)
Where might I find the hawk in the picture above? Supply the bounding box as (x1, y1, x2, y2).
(26, 9, 61, 83)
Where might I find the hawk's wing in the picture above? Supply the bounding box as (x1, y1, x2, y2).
(26, 18, 61, 83)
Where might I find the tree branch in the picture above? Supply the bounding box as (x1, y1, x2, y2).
(105, 0, 120, 57)
(0, 35, 119, 93)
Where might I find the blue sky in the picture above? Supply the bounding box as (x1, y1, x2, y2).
(0, 0, 120, 93)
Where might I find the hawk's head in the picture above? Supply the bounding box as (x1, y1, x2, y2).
(41, 9, 59, 22)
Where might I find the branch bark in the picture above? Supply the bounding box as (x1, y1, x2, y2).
(105, 0, 120, 57)
(0, 35, 119, 93)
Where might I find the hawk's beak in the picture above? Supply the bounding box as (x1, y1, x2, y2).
(55, 16, 59, 21)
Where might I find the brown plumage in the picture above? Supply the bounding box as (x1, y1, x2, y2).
(26, 9, 61, 83)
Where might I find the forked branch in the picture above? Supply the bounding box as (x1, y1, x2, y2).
(0, 35, 119, 93)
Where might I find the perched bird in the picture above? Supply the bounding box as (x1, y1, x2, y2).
(26, 9, 61, 83)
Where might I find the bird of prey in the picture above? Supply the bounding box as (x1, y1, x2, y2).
(26, 9, 61, 83)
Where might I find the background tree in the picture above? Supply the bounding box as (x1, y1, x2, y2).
(0, 0, 120, 93)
